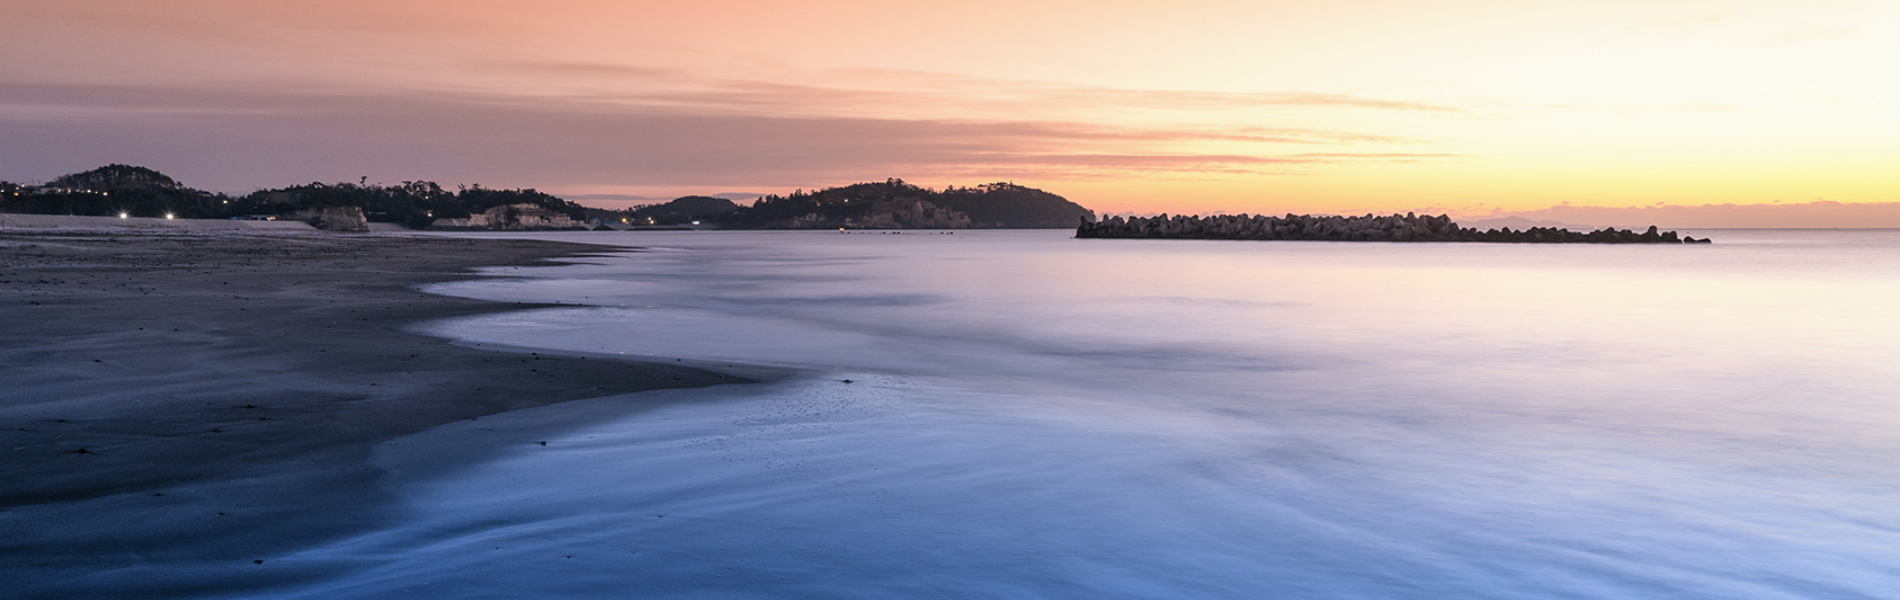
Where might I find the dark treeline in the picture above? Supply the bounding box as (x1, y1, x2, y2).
(728, 179, 1091, 229)
(616, 196, 741, 226)
(252, 181, 587, 230)
(1078, 212, 1712, 244)
(2, 165, 588, 229)
(2, 165, 229, 221)
(5, 167, 1098, 230)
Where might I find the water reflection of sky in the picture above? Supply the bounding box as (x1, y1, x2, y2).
(330, 229, 1900, 599)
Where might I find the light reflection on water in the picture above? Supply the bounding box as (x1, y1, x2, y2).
(290, 230, 1899, 599)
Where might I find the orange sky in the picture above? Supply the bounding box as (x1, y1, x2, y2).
(4, 0, 1897, 216)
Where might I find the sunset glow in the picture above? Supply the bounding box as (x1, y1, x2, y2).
(12, 4, 1900, 594)
(6, 0, 1898, 215)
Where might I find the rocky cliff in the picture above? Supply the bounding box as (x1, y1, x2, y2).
(430, 203, 589, 230)
(287, 206, 369, 232)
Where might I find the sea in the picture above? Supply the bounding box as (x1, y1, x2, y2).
(277, 229, 1900, 599)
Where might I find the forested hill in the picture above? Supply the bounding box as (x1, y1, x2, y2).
(3, 165, 587, 229)
(5, 166, 1096, 230)
(727, 179, 1093, 229)
(4, 165, 224, 219)
(247, 181, 587, 230)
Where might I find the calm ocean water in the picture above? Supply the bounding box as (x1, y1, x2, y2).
(282, 229, 1899, 599)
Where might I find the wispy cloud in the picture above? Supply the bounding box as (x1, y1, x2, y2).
(1494, 200, 1900, 229)
(1281, 152, 1467, 161)
(0, 80, 1452, 191)
(1761, 25, 1854, 47)
(472, 60, 1469, 124)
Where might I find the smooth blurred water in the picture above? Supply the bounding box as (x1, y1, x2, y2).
(282, 230, 1900, 599)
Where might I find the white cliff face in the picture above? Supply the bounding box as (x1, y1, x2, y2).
(771, 200, 976, 229)
(840, 200, 973, 229)
(430, 203, 587, 230)
(287, 206, 369, 231)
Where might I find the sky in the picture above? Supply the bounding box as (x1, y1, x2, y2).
(4, 0, 1898, 216)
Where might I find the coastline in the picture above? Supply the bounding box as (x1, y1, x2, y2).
(0, 230, 749, 598)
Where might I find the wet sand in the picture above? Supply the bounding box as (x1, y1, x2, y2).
(0, 230, 743, 598)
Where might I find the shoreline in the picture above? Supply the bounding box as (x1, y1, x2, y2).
(0, 230, 752, 598)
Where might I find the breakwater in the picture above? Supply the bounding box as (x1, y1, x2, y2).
(1076, 213, 1710, 244)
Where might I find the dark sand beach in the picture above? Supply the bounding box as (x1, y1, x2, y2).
(0, 230, 739, 598)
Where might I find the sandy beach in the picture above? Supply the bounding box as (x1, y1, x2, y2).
(0, 230, 745, 598)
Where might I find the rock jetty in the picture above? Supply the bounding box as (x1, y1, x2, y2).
(1076, 213, 1711, 244)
